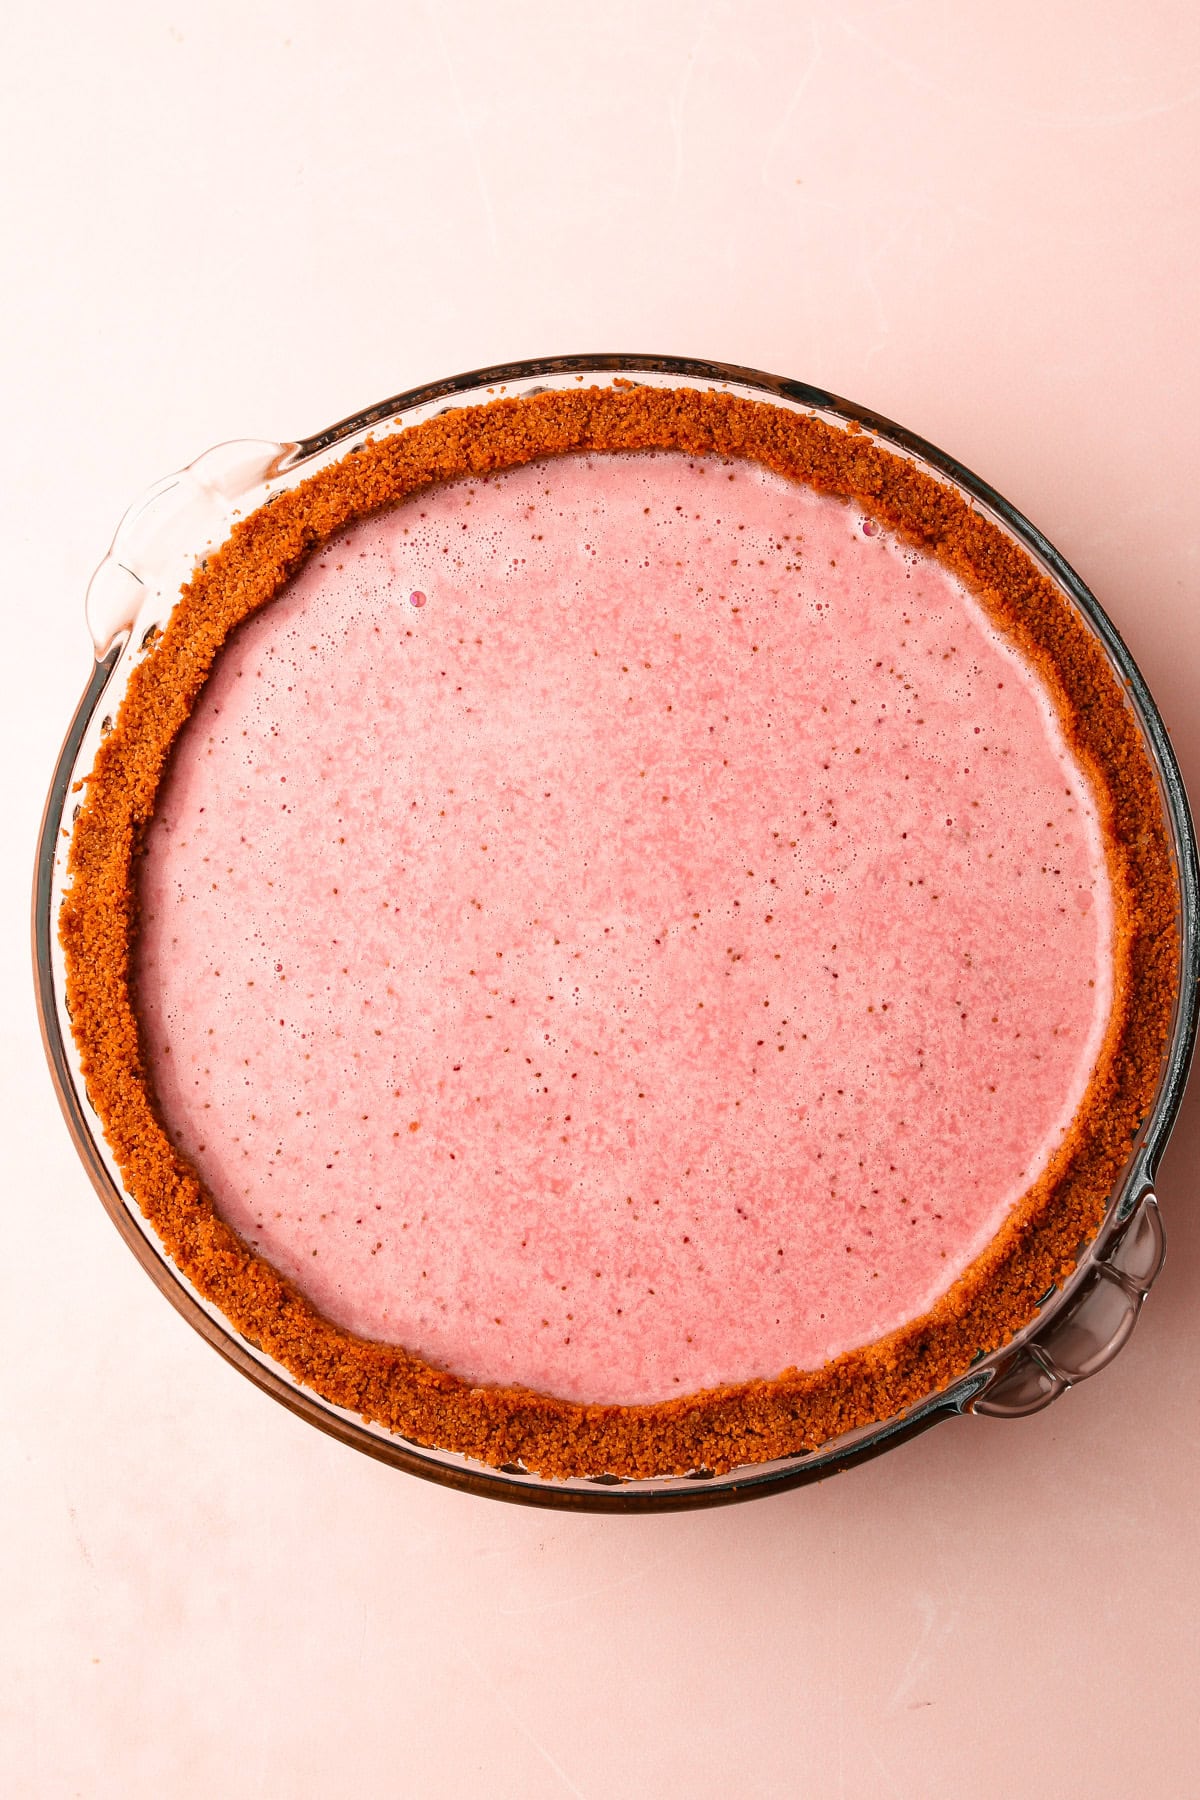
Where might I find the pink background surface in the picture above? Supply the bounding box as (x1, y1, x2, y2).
(3, 2, 1199, 1794)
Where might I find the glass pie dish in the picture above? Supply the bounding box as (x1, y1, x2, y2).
(34, 355, 1199, 1510)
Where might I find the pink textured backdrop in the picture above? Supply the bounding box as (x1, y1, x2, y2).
(3, 3, 1198, 1795)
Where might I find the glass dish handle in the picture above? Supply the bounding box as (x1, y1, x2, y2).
(84, 439, 294, 658)
(971, 1192, 1165, 1418)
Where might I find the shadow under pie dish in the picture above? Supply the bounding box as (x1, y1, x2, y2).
(37, 357, 1196, 1509)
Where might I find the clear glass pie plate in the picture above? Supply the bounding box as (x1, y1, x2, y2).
(34, 355, 1200, 1510)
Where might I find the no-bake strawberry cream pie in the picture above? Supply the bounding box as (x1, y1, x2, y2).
(61, 384, 1176, 1478)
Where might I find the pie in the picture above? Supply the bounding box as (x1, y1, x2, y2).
(61, 383, 1176, 1478)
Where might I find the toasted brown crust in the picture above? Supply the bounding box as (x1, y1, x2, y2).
(60, 384, 1178, 1478)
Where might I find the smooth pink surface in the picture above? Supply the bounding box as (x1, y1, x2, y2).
(8, 4, 1200, 1798)
(136, 454, 1109, 1400)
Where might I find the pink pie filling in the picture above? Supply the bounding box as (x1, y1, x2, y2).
(134, 453, 1112, 1405)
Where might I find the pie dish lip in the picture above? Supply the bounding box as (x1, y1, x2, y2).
(33, 352, 1200, 1511)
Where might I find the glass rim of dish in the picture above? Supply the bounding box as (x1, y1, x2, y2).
(33, 353, 1200, 1511)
